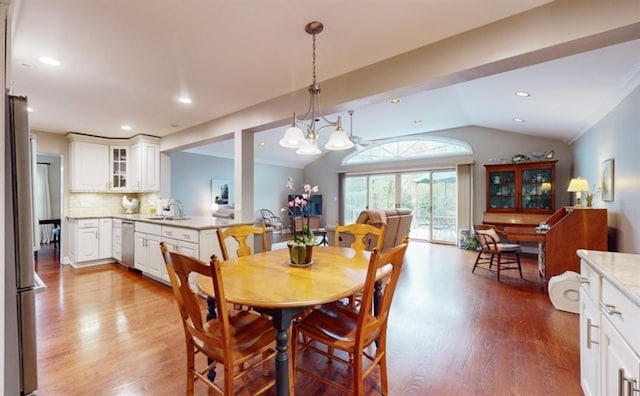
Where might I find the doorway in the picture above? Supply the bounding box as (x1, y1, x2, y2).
(35, 153, 63, 258)
(343, 169, 458, 244)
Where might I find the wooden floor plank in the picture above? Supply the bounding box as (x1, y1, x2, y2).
(34, 241, 581, 395)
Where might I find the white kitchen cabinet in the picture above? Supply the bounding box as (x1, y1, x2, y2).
(112, 219, 122, 261)
(109, 146, 129, 190)
(599, 277, 640, 396)
(69, 133, 159, 192)
(134, 221, 163, 278)
(600, 318, 640, 395)
(580, 287, 600, 396)
(130, 138, 160, 192)
(99, 218, 112, 259)
(70, 140, 110, 191)
(69, 218, 115, 267)
(579, 251, 640, 396)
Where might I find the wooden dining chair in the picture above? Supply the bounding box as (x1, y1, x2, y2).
(217, 224, 268, 260)
(332, 223, 386, 252)
(160, 243, 276, 395)
(217, 224, 268, 311)
(292, 237, 409, 396)
(332, 223, 387, 307)
(472, 225, 523, 282)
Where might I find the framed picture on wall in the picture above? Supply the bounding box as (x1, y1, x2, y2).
(601, 158, 614, 202)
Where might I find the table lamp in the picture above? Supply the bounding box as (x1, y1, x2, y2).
(567, 177, 589, 207)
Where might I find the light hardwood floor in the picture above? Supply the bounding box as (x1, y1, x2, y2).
(34, 241, 582, 395)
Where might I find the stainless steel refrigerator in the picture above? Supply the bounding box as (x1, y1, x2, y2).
(4, 95, 38, 395)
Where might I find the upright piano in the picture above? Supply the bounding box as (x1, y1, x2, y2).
(484, 207, 608, 281)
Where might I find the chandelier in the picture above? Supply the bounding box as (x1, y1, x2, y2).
(279, 21, 353, 155)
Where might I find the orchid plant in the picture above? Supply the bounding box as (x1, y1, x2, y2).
(285, 177, 318, 246)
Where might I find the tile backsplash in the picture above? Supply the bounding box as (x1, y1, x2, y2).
(68, 192, 159, 217)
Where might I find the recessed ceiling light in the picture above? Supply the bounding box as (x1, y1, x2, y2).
(38, 56, 61, 66)
(390, 99, 401, 104)
(515, 91, 530, 97)
(178, 96, 192, 104)
(513, 118, 525, 123)
(121, 125, 132, 131)
(26, 107, 33, 112)
(259, 141, 266, 147)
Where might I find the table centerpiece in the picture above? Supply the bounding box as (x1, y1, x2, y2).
(285, 177, 318, 265)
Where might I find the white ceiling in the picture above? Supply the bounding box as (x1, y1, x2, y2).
(9, 0, 640, 168)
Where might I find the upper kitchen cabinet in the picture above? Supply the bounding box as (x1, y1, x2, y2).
(129, 136, 160, 192)
(484, 160, 557, 215)
(68, 133, 160, 192)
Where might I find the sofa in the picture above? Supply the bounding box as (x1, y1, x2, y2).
(211, 204, 235, 219)
(326, 208, 413, 251)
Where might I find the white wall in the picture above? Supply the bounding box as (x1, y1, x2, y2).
(571, 86, 640, 253)
(169, 151, 302, 222)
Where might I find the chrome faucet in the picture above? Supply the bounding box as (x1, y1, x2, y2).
(167, 199, 184, 219)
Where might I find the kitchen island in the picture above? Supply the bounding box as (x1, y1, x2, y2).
(66, 214, 270, 285)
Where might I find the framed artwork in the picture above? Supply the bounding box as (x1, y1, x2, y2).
(211, 179, 230, 205)
(601, 159, 614, 202)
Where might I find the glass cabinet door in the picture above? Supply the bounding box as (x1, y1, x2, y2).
(111, 146, 128, 189)
(520, 168, 552, 210)
(488, 170, 515, 210)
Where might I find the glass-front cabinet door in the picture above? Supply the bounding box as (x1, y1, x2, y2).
(110, 146, 129, 190)
(520, 167, 553, 210)
(484, 160, 556, 214)
(487, 170, 516, 211)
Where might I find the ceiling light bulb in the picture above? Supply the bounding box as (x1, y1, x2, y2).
(515, 92, 531, 97)
(390, 99, 401, 104)
(513, 118, 525, 123)
(178, 97, 192, 104)
(121, 125, 132, 130)
(38, 56, 61, 66)
(26, 107, 33, 112)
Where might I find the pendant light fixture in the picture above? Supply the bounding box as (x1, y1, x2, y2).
(279, 21, 354, 155)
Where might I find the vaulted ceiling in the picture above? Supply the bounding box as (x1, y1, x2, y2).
(10, 0, 640, 168)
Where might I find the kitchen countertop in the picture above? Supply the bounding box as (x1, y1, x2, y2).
(577, 249, 640, 307)
(66, 214, 256, 231)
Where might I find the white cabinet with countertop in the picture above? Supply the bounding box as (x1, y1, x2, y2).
(68, 218, 114, 267)
(578, 250, 640, 396)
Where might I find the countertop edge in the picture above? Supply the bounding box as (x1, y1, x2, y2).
(66, 214, 259, 231)
(577, 249, 640, 307)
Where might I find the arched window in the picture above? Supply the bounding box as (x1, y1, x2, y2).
(342, 136, 472, 165)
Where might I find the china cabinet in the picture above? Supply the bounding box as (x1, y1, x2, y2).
(484, 160, 557, 214)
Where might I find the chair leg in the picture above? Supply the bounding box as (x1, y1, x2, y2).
(186, 343, 195, 395)
(516, 252, 523, 278)
(496, 255, 501, 282)
(472, 252, 482, 273)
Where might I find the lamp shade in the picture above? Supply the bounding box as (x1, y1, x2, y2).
(324, 127, 354, 150)
(279, 126, 306, 148)
(567, 177, 589, 192)
(295, 140, 321, 155)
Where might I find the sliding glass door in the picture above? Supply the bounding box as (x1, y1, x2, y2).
(344, 169, 457, 244)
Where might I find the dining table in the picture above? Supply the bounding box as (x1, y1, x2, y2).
(196, 245, 380, 396)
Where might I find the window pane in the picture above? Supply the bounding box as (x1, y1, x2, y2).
(369, 174, 395, 209)
(344, 176, 367, 223)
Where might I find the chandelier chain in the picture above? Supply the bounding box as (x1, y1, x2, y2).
(312, 32, 317, 85)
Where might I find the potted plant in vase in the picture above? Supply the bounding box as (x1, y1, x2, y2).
(285, 177, 318, 265)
